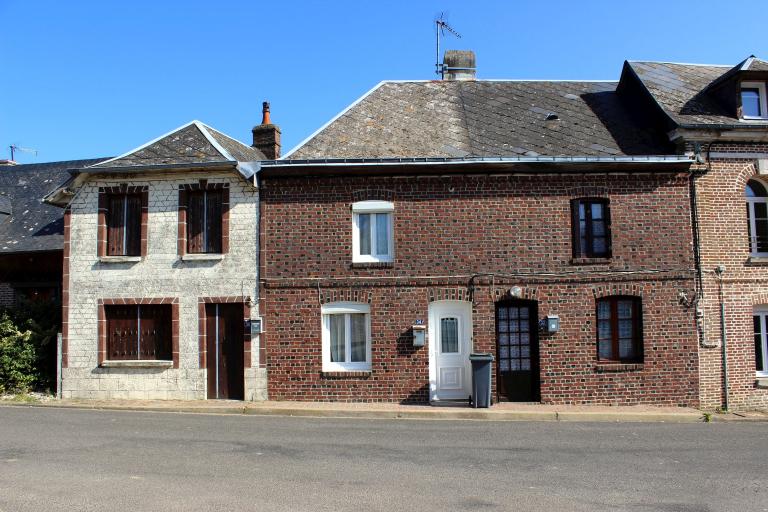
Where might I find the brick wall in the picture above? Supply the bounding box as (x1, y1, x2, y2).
(63, 170, 265, 400)
(691, 143, 768, 410)
(261, 172, 699, 405)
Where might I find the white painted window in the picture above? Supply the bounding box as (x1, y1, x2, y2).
(352, 200, 394, 263)
(741, 82, 768, 120)
(753, 307, 768, 376)
(321, 302, 371, 372)
(746, 180, 768, 256)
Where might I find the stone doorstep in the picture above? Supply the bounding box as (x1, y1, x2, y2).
(0, 399, 713, 423)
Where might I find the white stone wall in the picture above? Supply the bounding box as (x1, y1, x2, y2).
(62, 170, 266, 400)
(0, 282, 14, 307)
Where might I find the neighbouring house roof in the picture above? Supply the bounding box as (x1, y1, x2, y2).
(0, 158, 109, 253)
(625, 56, 768, 128)
(45, 121, 264, 207)
(89, 120, 265, 170)
(285, 80, 673, 160)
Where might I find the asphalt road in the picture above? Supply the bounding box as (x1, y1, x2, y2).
(0, 406, 766, 512)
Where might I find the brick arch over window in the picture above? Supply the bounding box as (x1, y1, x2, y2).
(318, 288, 373, 305)
(351, 188, 395, 203)
(568, 186, 609, 198)
(490, 286, 539, 302)
(753, 293, 768, 306)
(734, 161, 760, 193)
(592, 284, 645, 299)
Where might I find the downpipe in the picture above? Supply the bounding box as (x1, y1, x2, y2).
(715, 265, 729, 412)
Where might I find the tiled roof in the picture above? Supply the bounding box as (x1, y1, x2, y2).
(287, 80, 672, 159)
(90, 121, 264, 169)
(0, 158, 109, 253)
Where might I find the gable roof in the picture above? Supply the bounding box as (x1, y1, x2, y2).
(0, 158, 109, 253)
(285, 80, 672, 160)
(89, 120, 265, 170)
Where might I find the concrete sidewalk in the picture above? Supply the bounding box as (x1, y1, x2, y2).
(0, 397, 722, 423)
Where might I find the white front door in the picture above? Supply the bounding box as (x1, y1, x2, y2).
(429, 301, 472, 401)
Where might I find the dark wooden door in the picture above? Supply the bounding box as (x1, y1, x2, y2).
(496, 300, 540, 402)
(205, 303, 244, 400)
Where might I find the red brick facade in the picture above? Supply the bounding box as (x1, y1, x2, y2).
(260, 171, 700, 405)
(691, 143, 768, 410)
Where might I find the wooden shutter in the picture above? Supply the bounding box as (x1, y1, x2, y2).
(603, 200, 612, 258)
(106, 195, 126, 256)
(125, 194, 142, 256)
(206, 190, 223, 253)
(139, 305, 171, 360)
(187, 191, 205, 254)
(106, 305, 138, 360)
(570, 199, 581, 258)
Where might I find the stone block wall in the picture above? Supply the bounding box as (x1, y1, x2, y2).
(63, 170, 265, 400)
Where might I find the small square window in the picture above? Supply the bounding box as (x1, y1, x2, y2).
(740, 82, 768, 120)
(352, 201, 394, 263)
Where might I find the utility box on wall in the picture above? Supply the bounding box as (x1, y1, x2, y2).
(412, 324, 426, 347)
(543, 315, 560, 334)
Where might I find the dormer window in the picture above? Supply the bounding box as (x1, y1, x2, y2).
(741, 82, 768, 119)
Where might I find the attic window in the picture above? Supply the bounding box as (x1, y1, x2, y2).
(741, 82, 767, 119)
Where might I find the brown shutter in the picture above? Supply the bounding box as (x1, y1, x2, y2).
(206, 190, 223, 253)
(570, 199, 581, 258)
(125, 194, 142, 256)
(106, 306, 138, 360)
(187, 191, 205, 254)
(139, 305, 171, 360)
(107, 195, 126, 256)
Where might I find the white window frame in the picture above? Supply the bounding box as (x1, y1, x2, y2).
(352, 200, 394, 263)
(746, 186, 768, 256)
(740, 81, 768, 120)
(321, 302, 372, 372)
(754, 307, 768, 377)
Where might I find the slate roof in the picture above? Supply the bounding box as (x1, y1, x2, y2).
(286, 80, 672, 160)
(0, 158, 108, 253)
(90, 121, 264, 169)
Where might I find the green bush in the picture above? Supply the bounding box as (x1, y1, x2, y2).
(0, 299, 60, 394)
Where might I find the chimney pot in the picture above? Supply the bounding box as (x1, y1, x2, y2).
(252, 100, 281, 159)
(442, 50, 476, 81)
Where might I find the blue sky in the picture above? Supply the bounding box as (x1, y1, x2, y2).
(1, 0, 766, 163)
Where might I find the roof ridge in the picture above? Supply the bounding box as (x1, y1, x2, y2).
(197, 122, 256, 158)
(193, 122, 236, 162)
(86, 120, 200, 168)
(627, 60, 732, 68)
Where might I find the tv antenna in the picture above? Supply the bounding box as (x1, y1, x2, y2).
(435, 13, 461, 78)
(9, 144, 37, 161)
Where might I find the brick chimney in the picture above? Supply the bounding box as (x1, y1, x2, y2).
(442, 50, 476, 80)
(252, 101, 281, 159)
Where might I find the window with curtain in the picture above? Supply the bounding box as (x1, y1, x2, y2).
(596, 296, 643, 363)
(746, 180, 768, 256)
(572, 198, 611, 259)
(352, 201, 394, 263)
(321, 302, 371, 371)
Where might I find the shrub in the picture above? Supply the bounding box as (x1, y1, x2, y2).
(0, 298, 60, 394)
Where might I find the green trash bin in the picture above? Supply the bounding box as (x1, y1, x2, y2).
(469, 352, 494, 408)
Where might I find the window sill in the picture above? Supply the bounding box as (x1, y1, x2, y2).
(570, 257, 611, 266)
(100, 360, 173, 368)
(747, 256, 768, 265)
(756, 377, 768, 389)
(595, 362, 644, 373)
(99, 255, 142, 264)
(351, 261, 394, 269)
(321, 371, 372, 379)
(181, 253, 224, 262)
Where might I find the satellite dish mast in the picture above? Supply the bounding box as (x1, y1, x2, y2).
(9, 144, 38, 161)
(435, 13, 461, 78)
